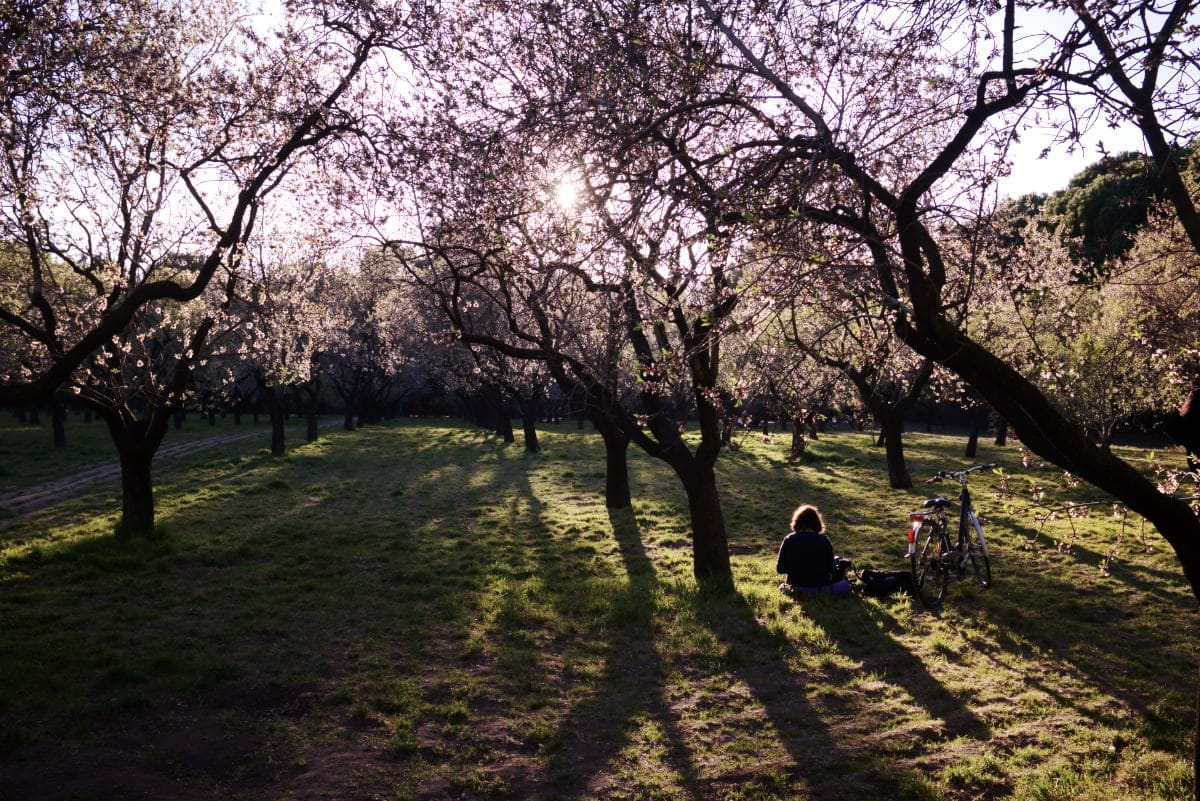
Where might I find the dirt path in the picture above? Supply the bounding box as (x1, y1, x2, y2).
(0, 423, 331, 526)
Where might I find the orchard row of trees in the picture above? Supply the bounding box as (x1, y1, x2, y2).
(4, 0, 1198, 565)
(4, 0, 1200, 786)
(371, 0, 1200, 587)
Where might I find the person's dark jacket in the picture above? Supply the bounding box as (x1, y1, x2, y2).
(776, 529, 835, 587)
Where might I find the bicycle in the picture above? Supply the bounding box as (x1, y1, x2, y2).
(907, 463, 997, 609)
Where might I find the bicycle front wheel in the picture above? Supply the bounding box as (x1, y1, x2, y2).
(911, 525, 949, 609)
(965, 513, 992, 588)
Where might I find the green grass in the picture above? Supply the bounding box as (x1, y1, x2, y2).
(0, 408, 295, 491)
(0, 418, 1195, 800)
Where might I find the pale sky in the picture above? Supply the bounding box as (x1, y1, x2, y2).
(997, 124, 1149, 199)
(985, 4, 1159, 199)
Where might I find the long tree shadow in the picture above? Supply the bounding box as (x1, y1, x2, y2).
(0, 423, 611, 801)
(545, 499, 959, 799)
(389, 440, 708, 800)
(531, 505, 706, 799)
(724, 434, 1197, 764)
(689, 583, 985, 800)
(460, 433, 1192, 795)
(804, 594, 991, 741)
(6, 422, 1192, 800)
(973, 511, 1198, 725)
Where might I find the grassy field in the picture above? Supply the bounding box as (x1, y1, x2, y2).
(0, 410, 295, 491)
(0, 416, 1196, 800)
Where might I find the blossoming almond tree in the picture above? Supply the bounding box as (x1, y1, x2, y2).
(0, 0, 418, 536)
(0, 0, 412, 410)
(665, 0, 1200, 782)
(387, 0, 814, 581)
(322, 251, 420, 431)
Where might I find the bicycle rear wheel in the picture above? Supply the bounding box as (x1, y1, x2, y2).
(910, 525, 949, 609)
(965, 513, 992, 588)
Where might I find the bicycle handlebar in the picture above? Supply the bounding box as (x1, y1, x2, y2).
(924, 463, 998, 484)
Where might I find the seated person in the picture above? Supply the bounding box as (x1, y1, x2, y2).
(777, 504, 851, 596)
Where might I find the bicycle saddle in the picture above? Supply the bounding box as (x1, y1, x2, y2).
(922, 497, 954, 509)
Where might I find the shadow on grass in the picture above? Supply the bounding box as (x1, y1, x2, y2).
(808, 596, 991, 741)
(533, 505, 706, 800)
(730, 433, 1197, 757)
(691, 582, 981, 800)
(542, 502, 961, 800)
(984, 512, 1197, 727)
(0, 424, 513, 799)
(3, 421, 1196, 800)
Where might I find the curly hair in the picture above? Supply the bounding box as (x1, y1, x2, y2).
(790, 504, 826, 534)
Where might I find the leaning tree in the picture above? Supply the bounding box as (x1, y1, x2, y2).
(632, 0, 1200, 783)
(443, 0, 1200, 784)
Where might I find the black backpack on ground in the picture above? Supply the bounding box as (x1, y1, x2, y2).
(858, 568, 915, 597)
(831, 556, 853, 582)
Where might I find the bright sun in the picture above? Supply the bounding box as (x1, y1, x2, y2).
(553, 176, 580, 210)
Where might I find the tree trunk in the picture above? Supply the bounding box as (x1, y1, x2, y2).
(116, 442, 156, 537)
(885, 176, 1200, 797)
(994, 417, 1008, 446)
(497, 406, 515, 443)
(519, 390, 542, 453)
(521, 411, 540, 453)
(657, 385, 733, 581)
(307, 409, 319, 443)
(263, 387, 285, 457)
(1162, 389, 1200, 469)
(847, 365, 929, 489)
(790, 415, 806, 460)
(965, 405, 990, 458)
(675, 457, 732, 582)
(965, 424, 980, 458)
(100, 416, 166, 540)
(343, 408, 355, 431)
(878, 410, 913, 489)
(589, 409, 632, 509)
(51, 393, 66, 449)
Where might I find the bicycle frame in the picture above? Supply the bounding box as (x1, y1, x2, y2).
(950, 478, 990, 570)
(908, 463, 995, 609)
